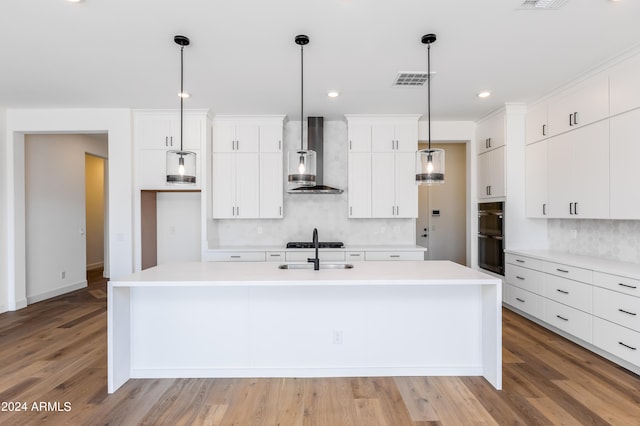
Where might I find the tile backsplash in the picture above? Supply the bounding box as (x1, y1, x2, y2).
(208, 120, 416, 247)
(548, 219, 640, 264)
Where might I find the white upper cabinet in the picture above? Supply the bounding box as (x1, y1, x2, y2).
(525, 140, 548, 218)
(371, 121, 418, 152)
(345, 115, 419, 219)
(546, 121, 609, 219)
(211, 116, 285, 219)
(547, 74, 609, 137)
(525, 103, 549, 145)
(212, 122, 259, 153)
(135, 110, 208, 190)
(477, 146, 505, 199)
(609, 53, 640, 116)
(610, 109, 640, 219)
(477, 112, 505, 154)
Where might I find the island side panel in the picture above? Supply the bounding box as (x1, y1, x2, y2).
(482, 281, 503, 389)
(108, 285, 131, 393)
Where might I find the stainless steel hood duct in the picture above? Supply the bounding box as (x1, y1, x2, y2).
(288, 117, 344, 194)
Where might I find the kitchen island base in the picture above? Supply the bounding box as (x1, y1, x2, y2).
(108, 261, 501, 392)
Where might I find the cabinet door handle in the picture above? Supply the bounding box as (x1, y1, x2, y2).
(556, 315, 569, 321)
(618, 282, 638, 289)
(487, 138, 491, 148)
(485, 139, 489, 149)
(573, 112, 578, 125)
(516, 276, 525, 280)
(165, 136, 169, 147)
(279, 140, 282, 151)
(390, 255, 401, 258)
(619, 342, 637, 351)
(556, 268, 569, 273)
(542, 124, 547, 136)
(569, 202, 574, 215)
(391, 140, 394, 150)
(618, 309, 637, 316)
(556, 289, 569, 295)
(230, 255, 241, 259)
(350, 206, 353, 216)
(569, 114, 574, 126)
(349, 140, 352, 150)
(236, 206, 239, 216)
(515, 259, 525, 263)
(279, 206, 282, 216)
(574, 202, 578, 215)
(350, 253, 361, 257)
(396, 206, 399, 216)
(515, 297, 525, 303)
(488, 186, 492, 196)
(543, 203, 547, 215)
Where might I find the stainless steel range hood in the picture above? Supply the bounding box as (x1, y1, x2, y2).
(288, 117, 344, 194)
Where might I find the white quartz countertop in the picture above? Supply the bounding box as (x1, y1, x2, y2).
(205, 245, 427, 252)
(112, 260, 497, 287)
(505, 249, 640, 280)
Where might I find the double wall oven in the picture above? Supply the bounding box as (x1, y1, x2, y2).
(478, 202, 504, 275)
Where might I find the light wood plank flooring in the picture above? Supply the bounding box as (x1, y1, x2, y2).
(1, 270, 640, 425)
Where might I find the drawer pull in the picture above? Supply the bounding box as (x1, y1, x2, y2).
(619, 283, 638, 289)
(556, 315, 569, 321)
(556, 268, 570, 273)
(269, 254, 281, 257)
(516, 276, 525, 280)
(619, 342, 637, 351)
(515, 297, 525, 303)
(556, 289, 569, 295)
(618, 309, 637, 316)
(390, 255, 401, 258)
(230, 255, 241, 259)
(349, 254, 361, 257)
(515, 259, 525, 263)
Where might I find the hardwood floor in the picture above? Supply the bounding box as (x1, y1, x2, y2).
(1, 272, 640, 425)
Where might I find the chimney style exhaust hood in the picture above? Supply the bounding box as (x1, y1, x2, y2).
(288, 117, 344, 194)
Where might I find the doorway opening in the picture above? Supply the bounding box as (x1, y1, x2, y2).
(417, 142, 467, 265)
(85, 153, 108, 280)
(24, 133, 108, 304)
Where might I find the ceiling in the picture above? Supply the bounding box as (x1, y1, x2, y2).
(1, 0, 639, 121)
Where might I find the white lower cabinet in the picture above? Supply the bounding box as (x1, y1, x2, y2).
(345, 251, 365, 262)
(543, 298, 592, 343)
(204, 251, 266, 262)
(610, 109, 640, 219)
(505, 250, 640, 374)
(594, 317, 640, 366)
(285, 251, 346, 262)
(365, 251, 424, 261)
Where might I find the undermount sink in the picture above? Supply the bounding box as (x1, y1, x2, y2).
(278, 263, 354, 270)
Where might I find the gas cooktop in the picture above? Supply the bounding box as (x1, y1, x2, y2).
(286, 242, 345, 249)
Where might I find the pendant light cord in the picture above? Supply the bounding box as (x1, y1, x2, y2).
(300, 42, 304, 151)
(180, 44, 184, 152)
(427, 41, 431, 152)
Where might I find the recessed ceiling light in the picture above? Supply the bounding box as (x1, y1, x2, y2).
(178, 92, 190, 98)
(66, 0, 84, 3)
(518, 0, 567, 9)
(327, 91, 339, 98)
(478, 91, 491, 98)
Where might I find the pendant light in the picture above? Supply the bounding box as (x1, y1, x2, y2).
(166, 35, 197, 184)
(287, 34, 317, 188)
(416, 33, 445, 185)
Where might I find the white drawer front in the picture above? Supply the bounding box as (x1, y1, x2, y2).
(544, 298, 592, 343)
(593, 271, 640, 298)
(505, 284, 543, 319)
(542, 274, 593, 313)
(505, 253, 541, 269)
(506, 264, 540, 294)
(206, 251, 266, 262)
(285, 251, 346, 262)
(365, 251, 424, 261)
(538, 260, 592, 284)
(594, 317, 640, 367)
(345, 251, 366, 262)
(593, 287, 640, 332)
(265, 251, 286, 262)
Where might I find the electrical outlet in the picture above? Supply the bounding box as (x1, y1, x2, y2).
(333, 330, 343, 345)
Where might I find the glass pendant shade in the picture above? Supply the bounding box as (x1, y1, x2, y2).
(287, 149, 316, 187)
(166, 150, 196, 184)
(416, 148, 445, 185)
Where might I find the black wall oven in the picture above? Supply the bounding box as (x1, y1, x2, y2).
(478, 202, 504, 275)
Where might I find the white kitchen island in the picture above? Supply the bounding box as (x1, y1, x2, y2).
(108, 260, 502, 393)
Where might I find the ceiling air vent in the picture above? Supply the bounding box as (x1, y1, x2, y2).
(519, 0, 568, 9)
(393, 71, 434, 87)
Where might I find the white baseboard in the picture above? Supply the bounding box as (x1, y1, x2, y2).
(87, 262, 104, 271)
(15, 299, 28, 310)
(27, 280, 87, 305)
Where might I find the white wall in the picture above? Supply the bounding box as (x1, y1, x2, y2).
(157, 192, 201, 264)
(25, 134, 108, 303)
(4, 109, 133, 311)
(0, 108, 7, 313)
(85, 154, 106, 270)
